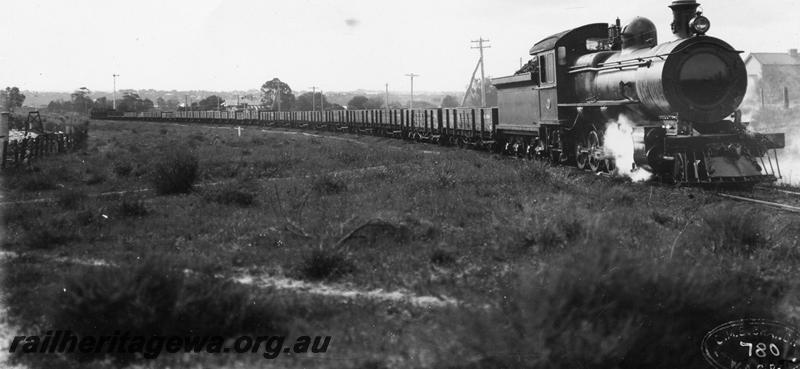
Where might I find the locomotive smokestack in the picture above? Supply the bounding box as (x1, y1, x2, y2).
(669, 0, 700, 38)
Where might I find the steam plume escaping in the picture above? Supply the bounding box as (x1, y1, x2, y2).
(603, 115, 652, 182)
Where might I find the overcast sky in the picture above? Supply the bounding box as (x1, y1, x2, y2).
(1, 0, 798, 93)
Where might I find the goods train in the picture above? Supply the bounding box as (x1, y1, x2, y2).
(101, 0, 785, 185)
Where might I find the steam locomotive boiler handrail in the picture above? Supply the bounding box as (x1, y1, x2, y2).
(568, 39, 743, 75)
(568, 60, 652, 74)
(558, 100, 641, 107)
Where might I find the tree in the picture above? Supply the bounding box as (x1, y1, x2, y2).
(466, 77, 498, 107)
(347, 95, 369, 110)
(1, 87, 26, 112)
(295, 92, 329, 111)
(93, 97, 111, 112)
(47, 99, 72, 113)
(117, 91, 154, 112)
(441, 95, 460, 108)
(409, 100, 436, 109)
(260, 78, 295, 111)
(164, 98, 180, 110)
(364, 96, 385, 110)
(197, 95, 225, 110)
(156, 97, 167, 109)
(71, 87, 92, 114)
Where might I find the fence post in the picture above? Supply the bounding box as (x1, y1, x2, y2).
(0, 112, 8, 169)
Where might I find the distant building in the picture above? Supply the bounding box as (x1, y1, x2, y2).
(744, 49, 800, 106)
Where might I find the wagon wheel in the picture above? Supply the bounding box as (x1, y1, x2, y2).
(575, 134, 589, 170)
(531, 139, 545, 160)
(587, 130, 602, 172)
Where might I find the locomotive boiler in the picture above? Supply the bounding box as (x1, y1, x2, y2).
(493, 0, 785, 184)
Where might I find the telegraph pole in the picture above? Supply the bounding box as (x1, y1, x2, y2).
(405, 73, 419, 109)
(319, 89, 324, 111)
(309, 86, 317, 111)
(471, 37, 491, 107)
(385, 83, 390, 110)
(112, 74, 119, 110)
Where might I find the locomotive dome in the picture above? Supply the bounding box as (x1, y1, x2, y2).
(621, 17, 658, 49)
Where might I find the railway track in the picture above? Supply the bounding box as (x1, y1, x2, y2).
(719, 186, 800, 214)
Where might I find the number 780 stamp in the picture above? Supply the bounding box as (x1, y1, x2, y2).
(702, 319, 800, 369)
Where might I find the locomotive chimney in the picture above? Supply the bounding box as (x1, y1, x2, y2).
(669, 0, 700, 38)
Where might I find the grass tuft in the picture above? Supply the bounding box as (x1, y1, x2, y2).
(312, 175, 347, 195)
(149, 145, 198, 195)
(430, 248, 457, 266)
(203, 188, 256, 207)
(56, 188, 87, 210)
(299, 248, 355, 281)
(699, 204, 767, 254)
(112, 161, 133, 177)
(119, 197, 149, 217)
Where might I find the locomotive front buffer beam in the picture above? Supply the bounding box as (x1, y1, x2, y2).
(659, 133, 785, 185)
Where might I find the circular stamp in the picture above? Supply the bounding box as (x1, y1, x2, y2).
(702, 319, 800, 369)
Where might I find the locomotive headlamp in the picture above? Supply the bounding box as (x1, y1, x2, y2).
(690, 12, 710, 35)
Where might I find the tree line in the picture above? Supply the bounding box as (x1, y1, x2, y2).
(6, 74, 497, 116)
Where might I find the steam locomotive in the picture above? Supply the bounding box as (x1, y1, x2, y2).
(493, 0, 785, 183)
(104, 0, 785, 185)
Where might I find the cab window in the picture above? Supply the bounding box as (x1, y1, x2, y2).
(538, 52, 556, 85)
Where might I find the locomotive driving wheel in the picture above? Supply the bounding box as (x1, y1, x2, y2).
(587, 130, 602, 172)
(604, 157, 616, 173)
(575, 135, 589, 170)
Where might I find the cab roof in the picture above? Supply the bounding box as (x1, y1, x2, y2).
(529, 23, 610, 55)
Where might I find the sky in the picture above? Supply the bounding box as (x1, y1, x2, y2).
(1, 0, 798, 94)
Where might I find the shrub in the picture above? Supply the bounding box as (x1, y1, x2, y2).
(457, 242, 783, 369)
(299, 248, 355, 281)
(69, 121, 90, 149)
(312, 175, 347, 195)
(21, 223, 77, 250)
(698, 204, 767, 254)
(203, 188, 255, 207)
(113, 161, 133, 177)
(119, 197, 149, 217)
(528, 215, 585, 252)
(188, 133, 205, 142)
(49, 257, 288, 362)
(430, 248, 456, 266)
(14, 172, 58, 191)
(651, 211, 672, 225)
(56, 188, 87, 210)
(149, 145, 199, 195)
(84, 169, 106, 185)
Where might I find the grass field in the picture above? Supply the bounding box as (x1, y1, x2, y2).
(2, 119, 800, 369)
